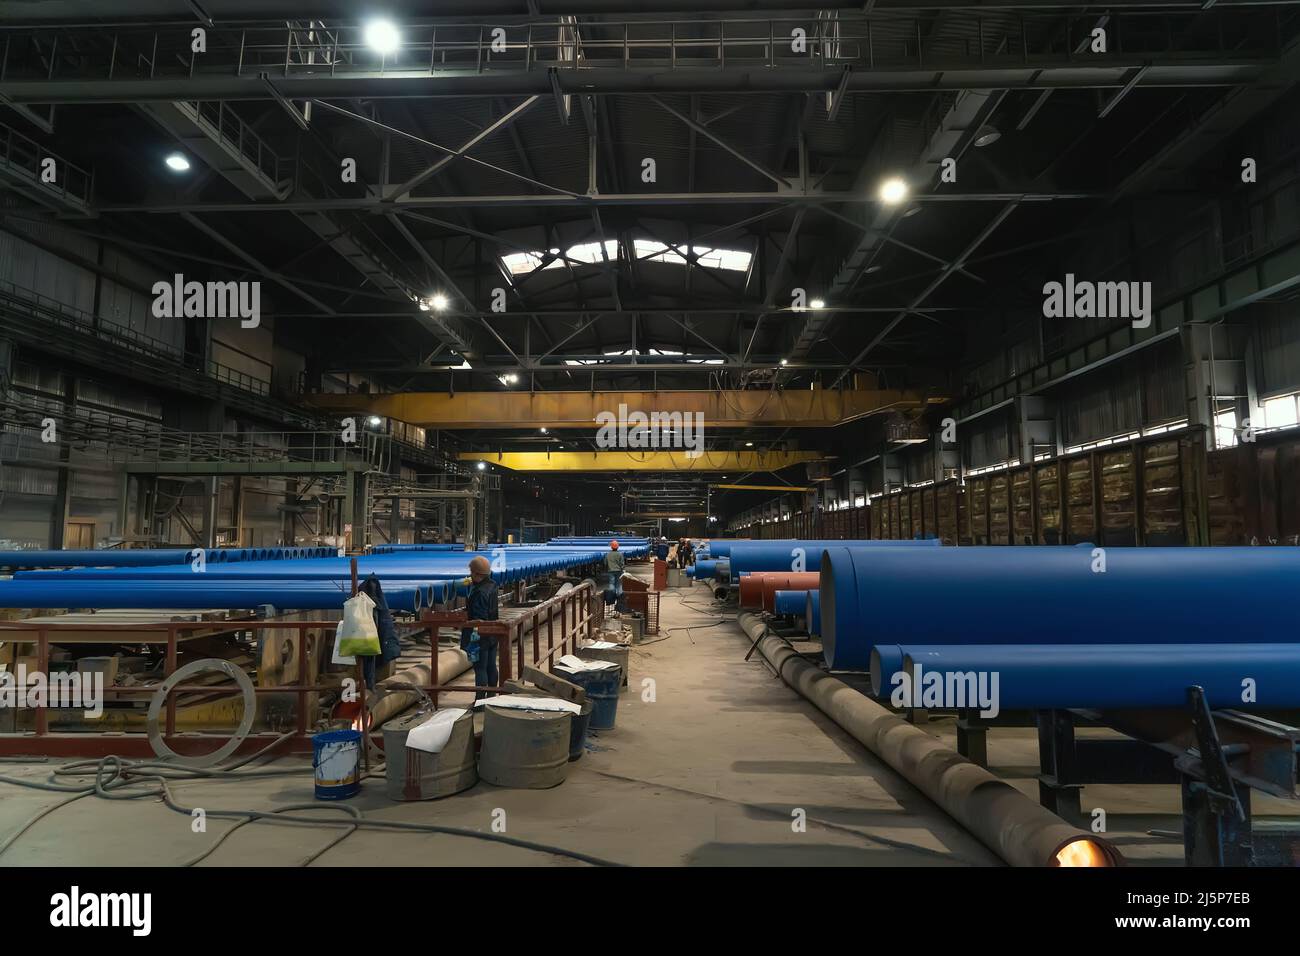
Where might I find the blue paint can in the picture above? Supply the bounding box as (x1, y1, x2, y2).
(312, 729, 362, 799)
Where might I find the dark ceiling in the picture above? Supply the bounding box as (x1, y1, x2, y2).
(0, 1, 1297, 519)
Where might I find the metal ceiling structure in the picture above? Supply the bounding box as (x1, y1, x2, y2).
(0, 0, 1298, 516)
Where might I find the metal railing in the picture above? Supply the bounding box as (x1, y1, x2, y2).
(421, 579, 602, 709)
(185, 100, 292, 189)
(105, 428, 386, 470)
(206, 360, 271, 397)
(0, 279, 182, 363)
(0, 120, 93, 209)
(0, 580, 603, 758)
(3, 10, 1275, 88)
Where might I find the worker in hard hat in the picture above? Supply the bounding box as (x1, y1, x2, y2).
(461, 554, 500, 700)
(604, 539, 625, 611)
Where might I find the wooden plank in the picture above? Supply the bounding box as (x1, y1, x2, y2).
(520, 664, 586, 703)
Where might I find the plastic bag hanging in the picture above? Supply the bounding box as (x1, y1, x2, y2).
(337, 590, 381, 657)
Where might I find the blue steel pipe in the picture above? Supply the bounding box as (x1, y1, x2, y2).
(821, 546, 1300, 672)
(773, 589, 810, 616)
(805, 590, 821, 636)
(0, 580, 432, 612)
(13, 548, 612, 583)
(689, 558, 728, 580)
(727, 537, 940, 576)
(869, 644, 1300, 709)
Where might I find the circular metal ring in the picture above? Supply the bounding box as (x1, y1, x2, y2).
(146, 658, 257, 767)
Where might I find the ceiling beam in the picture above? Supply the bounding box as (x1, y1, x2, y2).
(95, 190, 1092, 214)
(384, 96, 540, 201)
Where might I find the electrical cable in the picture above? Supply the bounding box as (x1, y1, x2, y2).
(0, 746, 622, 867)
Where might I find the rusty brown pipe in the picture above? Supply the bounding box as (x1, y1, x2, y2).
(738, 612, 1123, 867)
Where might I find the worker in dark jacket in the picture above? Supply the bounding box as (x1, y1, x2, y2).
(359, 574, 400, 690)
(461, 555, 500, 700)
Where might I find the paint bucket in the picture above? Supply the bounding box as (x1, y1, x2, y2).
(478, 706, 571, 789)
(557, 667, 621, 729)
(312, 729, 362, 799)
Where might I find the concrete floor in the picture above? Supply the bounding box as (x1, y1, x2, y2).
(1, 577, 1293, 866)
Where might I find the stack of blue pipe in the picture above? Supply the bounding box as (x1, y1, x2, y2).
(690, 538, 939, 580)
(817, 544, 1300, 709)
(0, 538, 645, 614)
(371, 543, 466, 553)
(0, 547, 336, 569)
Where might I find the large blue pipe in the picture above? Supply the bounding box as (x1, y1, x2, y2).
(869, 643, 1300, 709)
(821, 546, 1300, 672)
(689, 558, 728, 580)
(773, 589, 809, 616)
(805, 590, 821, 636)
(0, 580, 433, 612)
(727, 537, 941, 576)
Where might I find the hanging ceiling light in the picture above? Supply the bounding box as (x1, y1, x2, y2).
(364, 19, 401, 55)
(878, 176, 909, 205)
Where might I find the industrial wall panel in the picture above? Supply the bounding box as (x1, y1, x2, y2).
(0, 226, 96, 317)
(76, 378, 163, 422)
(1034, 461, 1063, 544)
(1205, 445, 1251, 545)
(870, 499, 882, 539)
(1100, 449, 1138, 545)
(968, 476, 988, 545)
(1255, 304, 1300, 397)
(988, 472, 1010, 545)
(909, 489, 923, 540)
(889, 494, 901, 540)
(966, 409, 1013, 469)
(1140, 438, 1186, 545)
(1065, 456, 1096, 543)
(1010, 466, 1033, 545)
(936, 482, 958, 545)
(956, 483, 968, 544)
(921, 487, 935, 540)
(0, 494, 55, 549)
(897, 491, 911, 541)
(1277, 442, 1300, 544)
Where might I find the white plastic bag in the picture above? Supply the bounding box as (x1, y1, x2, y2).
(330, 619, 355, 665)
(337, 591, 380, 657)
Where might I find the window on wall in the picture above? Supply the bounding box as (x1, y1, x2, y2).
(1263, 392, 1300, 430)
(966, 460, 1017, 476)
(1215, 409, 1239, 449)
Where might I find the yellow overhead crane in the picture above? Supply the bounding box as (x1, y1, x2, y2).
(460, 449, 826, 472)
(307, 381, 937, 430)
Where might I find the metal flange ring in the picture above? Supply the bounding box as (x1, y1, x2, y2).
(146, 658, 257, 767)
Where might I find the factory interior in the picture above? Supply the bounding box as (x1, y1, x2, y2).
(0, 0, 1299, 910)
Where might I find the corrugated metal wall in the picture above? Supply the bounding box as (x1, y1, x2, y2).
(1059, 337, 1183, 446)
(964, 408, 1014, 468)
(1254, 301, 1300, 397)
(0, 222, 97, 316)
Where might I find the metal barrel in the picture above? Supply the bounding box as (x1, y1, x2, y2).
(477, 706, 572, 789)
(558, 667, 621, 729)
(382, 710, 478, 801)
